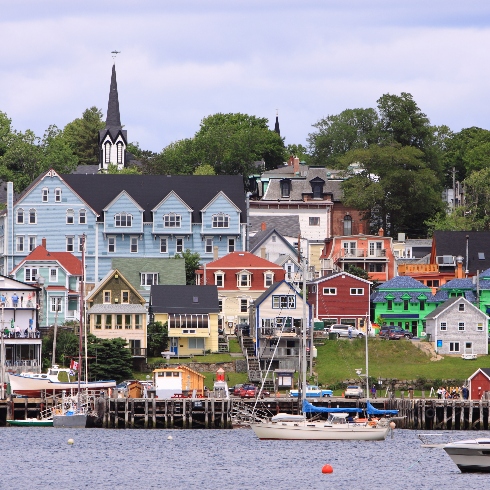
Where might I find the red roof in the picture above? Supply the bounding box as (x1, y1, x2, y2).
(202, 252, 284, 270)
(14, 246, 82, 275)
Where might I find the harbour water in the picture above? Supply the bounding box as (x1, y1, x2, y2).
(1, 427, 488, 489)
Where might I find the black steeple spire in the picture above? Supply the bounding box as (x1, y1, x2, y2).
(106, 63, 122, 130)
(274, 110, 280, 136)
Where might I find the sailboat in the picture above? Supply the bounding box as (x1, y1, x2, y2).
(250, 259, 398, 441)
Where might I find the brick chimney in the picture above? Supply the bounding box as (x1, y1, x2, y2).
(455, 256, 464, 279)
(293, 157, 300, 174)
(42, 238, 46, 248)
(213, 246, 219, 260)
(261, 222, 267, 231)
(378, 227, 384, 237)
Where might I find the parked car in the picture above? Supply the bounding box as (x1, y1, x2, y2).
(380, 327, 413, 340)
(328, 324, 365, 339)
(344, 385, 364, 399)
(232, 384, 244, 396)
(239, 384, 270, 398)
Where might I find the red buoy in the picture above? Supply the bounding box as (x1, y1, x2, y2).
(322, 464, 333, 474)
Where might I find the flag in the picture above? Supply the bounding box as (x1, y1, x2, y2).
(70, 359, 79, 371)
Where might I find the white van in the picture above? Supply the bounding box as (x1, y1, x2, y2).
(327, 324, 364, 339)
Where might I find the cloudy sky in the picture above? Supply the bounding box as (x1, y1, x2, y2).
(1, 1, 490, 153)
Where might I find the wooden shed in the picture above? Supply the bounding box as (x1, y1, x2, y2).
(468, 368, 490, 400)
(152, 366, 205, 398)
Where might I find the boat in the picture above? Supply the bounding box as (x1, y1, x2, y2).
(443, 438, 490, 473)
(7, 418, 53, 427)
(52, 390, 88, 428)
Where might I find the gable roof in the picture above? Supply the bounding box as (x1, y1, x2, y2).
(60, 174, 246, 223)
(249, 215, 301, 239)
(308, 271, 372, 286)
(85, 268, 146, 304)
(249, 228, 298, 255)
(150, 285, 219, 314)
(424, 296, 487, 320)
(254, 280, 308, 307)
(377, 276, 429, 290)
(469, 368, 490, 382)
(203, 251, 285, 270)
(10, 245, 82, 276)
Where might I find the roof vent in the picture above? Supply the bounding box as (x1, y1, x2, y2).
(193, 296, 199, 303)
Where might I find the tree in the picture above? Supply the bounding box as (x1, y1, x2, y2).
(40, 125, 79, 174)
(174, 249, 201, 285)
(344, 264, 370, 280)
(144, 138, 199, 175)
(105, 163, 141, 174)
(41, 328, 79, 370)
(285, 143, 311, 164)
(193, 164, 215, 175)
(63, 107, 105, 166)
(147, 321, 169, 357)
(340, 144, 444, 237)
(0, 111, 12, 158)
(86, 334, 133, 383)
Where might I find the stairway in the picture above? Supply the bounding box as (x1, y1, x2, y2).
(241, 335, 262, 383)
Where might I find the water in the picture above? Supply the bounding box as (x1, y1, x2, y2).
(1, 427, 488, 489)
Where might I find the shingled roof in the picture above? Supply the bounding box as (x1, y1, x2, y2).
(150, 285, 219, 314)
(249, 215, 301, 239)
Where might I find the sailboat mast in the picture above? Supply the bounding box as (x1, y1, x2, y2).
(77, 235, 85, 407)
(301, 256, 307, 411)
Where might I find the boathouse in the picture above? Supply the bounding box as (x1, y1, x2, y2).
(468, 368, 490, 400)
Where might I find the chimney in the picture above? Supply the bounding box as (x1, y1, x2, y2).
(293, 157, 300, 174)
(213, 246, 219, 261)
(261, 222, 267, 231)
(378, 227, 384, 237)
(42, 238, 46, 248)
(456, 255, 464, 279)
(260, 247, 266, 259)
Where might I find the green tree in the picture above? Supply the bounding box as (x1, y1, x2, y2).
(86, 334, 133, 383)
(40, 125, 79, 174)
(41, 328, 79, 370)
(0, 111, 12, 158)
(175, 249, 201, 285)
(193, 164, 216, 175)
(285, 143, 311, 164)
(144, 138, 199, 175)
(147, 321, 169, 357)
(63, 107, 105, 166)
(344, 264, 370, 280)
(105, 163, 141, 174)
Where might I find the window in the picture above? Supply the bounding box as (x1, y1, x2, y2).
(115, 213, 132, 227)
(215, 273, 224, 288)
(312, 182, 323, 199)
(117, 142, 123, 164)
(16, 236, 24, 252)
(160, 237, 167, 253)
(108, 236, 116, 253)
(369, 241, 383, 257)
(189, 337, 205, 350)
(238, 272, 251, 287)
(125, 314, 132, 329)
(28, 236, 36, 252)
(105, 142, 111, 163)
(50, 297, 62, 313)
(24, 267, 38, 282)
(135, 315, 142, 329)
(427, 280, 440, 288)
(115, 315, 123, 329)
(350, 288, 364, 295)
(95, 315, 102, 330)
(280, 180, 290, 198)
(66, 209, 74, 224)
(449, 342, 460, 352)
(205, 238, 213, 254)
(42, 188, 48, 202)
(309, 217, 320, 226)
(228, 238, 235, 253)
(272, 295, 296, 309)
(323, 288, 337, 295)
(440, 322, 447, 331)
(164, 213, 181, 228)
(387, 299, 393, 310)
(477, 323, 484, 331)
(420, 300, 425, 311)
(458, 322, 465, 331)
(79, 209, 86, 224)
(264, 272, 274, 287)
(212, 213, 229, 228)
(105, 314, 112, 329)
(176, 238, 184, 253)
(49, 268, 58, 282)
(369, 263, 385, 272)
(141, 273, 158, 286)
(103, 291, 111, 303)
(403, 299, 409, 310)
(55, 188, 62, 202)
(240, 299, 248, 313)
(343, 241, 356, 256)
(66, 236, 74, 252)
(78, 236, 84, 253)
(458, 303, 465, 312)
(343, 215, 352, 235)
(218, 299, 223, 313)
(122, 291, 129, 304)
(17, 209, 24, 224)
(286, 264, 294, 281)
(130, 236, 138, 253)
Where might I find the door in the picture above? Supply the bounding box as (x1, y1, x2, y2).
(170, 338, 178, 355)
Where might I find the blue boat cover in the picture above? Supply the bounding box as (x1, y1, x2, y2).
(302, 400, 362, 414)
(366, 400, 399, 416)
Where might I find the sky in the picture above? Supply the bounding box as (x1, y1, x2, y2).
(1, 1, 490, 154)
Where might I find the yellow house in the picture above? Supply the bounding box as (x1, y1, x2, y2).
(150, 285, 219, 356)
(86, 269, 148, 368)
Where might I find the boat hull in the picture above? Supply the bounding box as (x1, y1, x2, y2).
(250, 422, 389, 441)
(53, 414, 87, 428)
(444, 439, 490, 473)
(7, 419, 53, 427)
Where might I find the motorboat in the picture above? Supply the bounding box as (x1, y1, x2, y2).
(443, 438, 490, 473)
(7, 418, 53, 427)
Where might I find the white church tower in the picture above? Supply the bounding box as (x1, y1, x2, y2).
(98, 64, 127, 171)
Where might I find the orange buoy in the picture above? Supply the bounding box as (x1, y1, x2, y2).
(322, 464, 333, 474)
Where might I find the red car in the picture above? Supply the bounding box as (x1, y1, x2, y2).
(239, 384, 270, 398)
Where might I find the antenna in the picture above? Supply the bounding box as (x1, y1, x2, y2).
(111, 50, 121, 59)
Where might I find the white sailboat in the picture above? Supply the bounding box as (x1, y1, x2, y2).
(250, 258, 397, 441)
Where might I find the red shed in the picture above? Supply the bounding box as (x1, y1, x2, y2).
(468, 368, 490, 400)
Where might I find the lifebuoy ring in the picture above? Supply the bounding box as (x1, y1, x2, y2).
(426, 408, 435, 419)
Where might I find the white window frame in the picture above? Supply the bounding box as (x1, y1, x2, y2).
(323, 287, 337, 295)
(212, 213, 230, 228)
(309, 217, 320, 226)
(160, 237, 168, 253)
(205, 237, 213, 254)
(458, 303, 465, 311)
(228, 238, 235, 253)
(50, 297, 63, 313)
(130, 236, 138, 253)
(28, 236, 36, 252)
(189, 337, 205, 350)
(105, 141, 111, 163)
(78, 236, 84, 253)
(164, 213, 181, 228)
(458, 322, 465, 331)
(55, 188, 62, 202)
(176, 237, 184, 253)
(42, 188, 48, 202)
(16, 236, 24, 252)
(116, 142, 124, 164)
(440, 322, 447, 331)
(350, 288, 364, 295)
(24, 267, 38, 282)
(264, 272, 274, 288)
(477, 323, 484, 331)
(49, 268, 58, 283)
(141, 273, 158, 286)
(66, 209, 74, 224)
(368, 241, 383, 257)
(115, 212, 132, 227)
(237, 272, 251, 288)
(16, 208, 24, 224)
(79, 209, 86, 224)
(28, 208, 37, 224)
(343, 241, 357, 257)
(272, 295, 296, 309)
(108, 236, 116, 253)
(103, 291, 111, 304)
(66, 236, 74, 252)
(215, 273, 224, 288)
(240, 298, 248, 313)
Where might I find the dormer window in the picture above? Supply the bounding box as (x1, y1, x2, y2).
(215, 272, 224, 288)
(310, 178, 325, 199)
(105, 142, 112, 163)
(264, 272, 274, 287)
(237, 271, 252, 288)
(115, 212, 132, 227)
(212, 213, 229, 228)
(280, 179, 291, 198)
(164, 213, 181, 228)
(116, 142, 124, 164)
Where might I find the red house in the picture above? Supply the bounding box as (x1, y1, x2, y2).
(307, 271, 372, 331)
(468, 368, 490, 400)
(195, 252, 286, 333)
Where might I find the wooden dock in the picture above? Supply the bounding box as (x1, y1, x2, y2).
(1, 396, 490, 430)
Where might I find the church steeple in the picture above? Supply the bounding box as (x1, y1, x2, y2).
(98, 63, 127, 171)
(274, 110, 280, 136)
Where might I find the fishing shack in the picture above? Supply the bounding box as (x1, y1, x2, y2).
(151, 366, 205, 398)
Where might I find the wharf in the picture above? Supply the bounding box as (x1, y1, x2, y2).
(1, 396, 490, 430)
